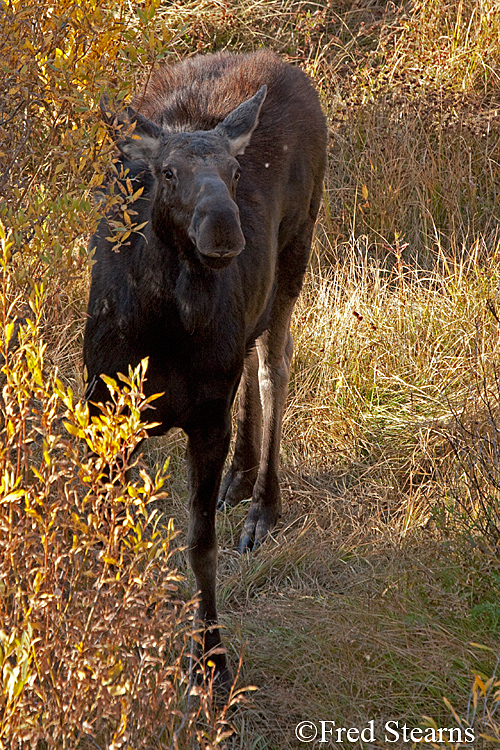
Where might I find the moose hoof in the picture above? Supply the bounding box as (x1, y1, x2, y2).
(196, 661, 234, 703)
(217, 467, 256, 510)
(213, 665, 235, 703)
(237, 503, 280, 553)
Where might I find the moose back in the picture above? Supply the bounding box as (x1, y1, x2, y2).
(84, 50, 327, 684)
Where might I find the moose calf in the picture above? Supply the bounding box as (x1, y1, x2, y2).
(84, 50, 327, 685)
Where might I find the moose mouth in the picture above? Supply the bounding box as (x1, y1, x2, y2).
(196, 248, 238, 271)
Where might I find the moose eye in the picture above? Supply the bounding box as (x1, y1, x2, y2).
(163, 167, 174, 180)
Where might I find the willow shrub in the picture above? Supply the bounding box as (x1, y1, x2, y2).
(0, 223, 244, 749)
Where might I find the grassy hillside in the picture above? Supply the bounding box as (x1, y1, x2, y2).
(1, 0, 500, 747)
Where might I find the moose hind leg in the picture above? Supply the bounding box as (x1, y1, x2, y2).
(218, 347, 262, 509)
(237, 210, 320, 553)
(238, 297, 295, 553)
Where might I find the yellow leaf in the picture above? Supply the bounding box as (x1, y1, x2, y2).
(2, 489, 25, 503)
(101, 374, 117, 389)
(63, 422, 82, 438)
(4, 321, 15, 347)
(107, 684, 129, 696)
(101, 556, 120, 566)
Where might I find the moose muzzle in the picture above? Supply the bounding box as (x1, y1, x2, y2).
(189, 188, 245, 261)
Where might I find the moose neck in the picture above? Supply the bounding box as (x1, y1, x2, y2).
(174, 258, 226, 334)
(149, 199, 229, 335)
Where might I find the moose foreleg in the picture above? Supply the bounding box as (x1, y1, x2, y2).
(185, 407, 232, 688)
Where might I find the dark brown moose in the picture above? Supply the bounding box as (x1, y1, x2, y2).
(84, 50, 327, 686)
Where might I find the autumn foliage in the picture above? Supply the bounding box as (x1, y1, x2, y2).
(0, 2, 247, 746)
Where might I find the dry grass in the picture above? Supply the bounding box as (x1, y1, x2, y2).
(126, 1, 500, 744)
(145, 222, 500, 745)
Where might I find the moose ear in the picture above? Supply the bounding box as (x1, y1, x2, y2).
(215, 85, 267, 157)
(100, 95, 163, 162)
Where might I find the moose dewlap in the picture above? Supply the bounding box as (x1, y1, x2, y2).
(84, 50, 327, 686)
